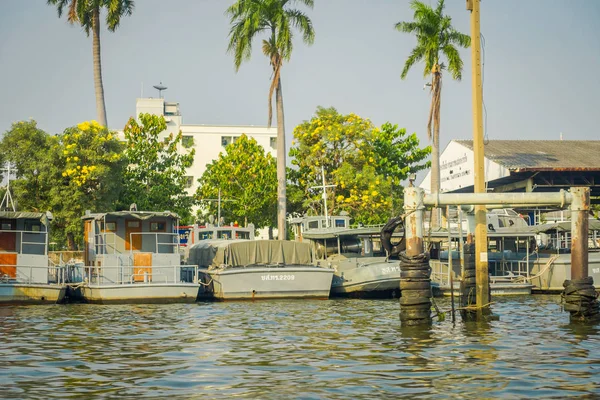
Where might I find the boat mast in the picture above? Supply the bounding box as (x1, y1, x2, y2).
(311, 166, 335, 228)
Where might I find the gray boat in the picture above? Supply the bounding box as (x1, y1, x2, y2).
(292, 215, 404, 297)
(188, 239, 334, 300)
(68, 210, 201, 304)
(0, 211, 67, 304)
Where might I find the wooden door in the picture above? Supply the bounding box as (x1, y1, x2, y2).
(0, 219, 16, 252)
(0, 253, 17, 278)
(84, 220, 91, 266)
(125, 220, 142, 251)
(133, 252, 152, 282)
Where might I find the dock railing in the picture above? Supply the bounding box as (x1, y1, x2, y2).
(0, 263, 66, 285)
(80, 264, 199, 285)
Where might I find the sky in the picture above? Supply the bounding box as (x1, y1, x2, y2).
(1, 0, 599, 163)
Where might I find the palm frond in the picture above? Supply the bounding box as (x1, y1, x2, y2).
(447, 28, 471, 48)
(400, 45, 425, 79)
(442, 44, 462, 80)
(105, 0, 135, 32)
(285, 9, 314, 45)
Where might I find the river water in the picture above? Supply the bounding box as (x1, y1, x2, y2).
(1, 296, 599, 399)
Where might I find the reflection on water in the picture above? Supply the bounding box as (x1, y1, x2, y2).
(1, 296, 599, 398)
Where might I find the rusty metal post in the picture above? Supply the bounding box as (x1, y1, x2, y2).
(404, 187, 424, 257)
(571, 187, 590, 280)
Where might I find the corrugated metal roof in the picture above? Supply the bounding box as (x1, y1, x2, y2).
(455, 140, 600, 170)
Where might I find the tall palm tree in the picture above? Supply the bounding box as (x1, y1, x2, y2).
(226, 0, 315, 240)
(48, 0, 134, 128)
(396, 0, 469, 227)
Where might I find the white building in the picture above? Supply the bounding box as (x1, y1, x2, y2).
(132, 98, 277, 196)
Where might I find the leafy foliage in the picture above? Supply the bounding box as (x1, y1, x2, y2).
(0, 120, 126, 249)
(52, 121, 126, 248)
(195, 135, 277, 230)
(396, 0, 470, 81)
(47, 0, 134, 35)
(289, 107, 430, 225)
(120, 113, 195, 223)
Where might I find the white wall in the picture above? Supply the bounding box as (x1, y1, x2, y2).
(420, 140, 510, 193)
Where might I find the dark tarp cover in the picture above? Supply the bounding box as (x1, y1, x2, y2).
(188, 240, 312, 269)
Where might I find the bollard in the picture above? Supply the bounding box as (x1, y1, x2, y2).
(399, 252, 432, 326)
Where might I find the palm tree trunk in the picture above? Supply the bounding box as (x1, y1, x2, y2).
(430, 70, 442, 228)
(275, 77, 287, 240)
(92, 8, 108, 128)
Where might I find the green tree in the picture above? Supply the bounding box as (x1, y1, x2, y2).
(120, 113, 195, 223)
(0, 121, 53, 212)
(289, 107, 430, 225)
(0, 120, 126, 249)
(47, 0, 134, 127)
(196, 135, 277, 234)
(226, 0, 315, 239)
(52, 121, 126, 248)
(396, 0, 470, 226)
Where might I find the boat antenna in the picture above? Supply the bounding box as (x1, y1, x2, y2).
(198, 188, 237, 227)
(310, 165, 335, 228)
(0, 164, 16, 212)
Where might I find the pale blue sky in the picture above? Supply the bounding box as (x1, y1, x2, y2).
(1, 0, 599, 158)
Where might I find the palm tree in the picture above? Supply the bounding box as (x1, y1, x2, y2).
(226, 0, 315, 240)
(47, 0, 134, 128)
(396, 0, 469, 227)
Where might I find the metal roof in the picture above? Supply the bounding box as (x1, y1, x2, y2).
(455, 140, 600, 171)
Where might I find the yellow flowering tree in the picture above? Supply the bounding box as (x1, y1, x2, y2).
(52, 120, 126, 248)
(289, 107, 430, 225)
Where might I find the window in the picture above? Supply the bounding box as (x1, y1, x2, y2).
(185, 176, 194, 188)
(334, 218, 346, 228)
(270, 137, 277, 149)
(182, 135, 194, 148)
(221, 136, 240, 147)
(25, 221, 42, 233)
(103, 222, 117, 232)
(308, 221, 319, 229)
(0, 220, 15, 231)
(150, 221, 166, 232)
(127, 221, 140, 228)
(218, 230, 232, 239)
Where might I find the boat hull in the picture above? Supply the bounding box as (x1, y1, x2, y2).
(331, 262, 401, 296)
(208, 266, 334, 300)
(530, 252, 600, 293)
(79, 283, 200, 304)
(0, 283, 67, 305)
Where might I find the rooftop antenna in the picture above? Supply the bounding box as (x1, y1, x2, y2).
(0, 164, 16, 212)
(310, 165, 335, 228)
(153, 82, 167, 99)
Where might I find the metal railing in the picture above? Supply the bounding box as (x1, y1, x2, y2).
(78, 264, 199, 286)
(129, 232, 179, 255)
(0, 263, 66, 285)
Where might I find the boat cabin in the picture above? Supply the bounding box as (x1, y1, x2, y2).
(82, 211, 182, 284)
(0, 211, 53, 283)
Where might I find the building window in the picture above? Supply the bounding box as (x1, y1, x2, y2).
(184, 176, 194, 188)
(182, 136, 194, 148)
(221, 136, 240, 147)
(270, 137, 277, 149)
(25, 221, 42, 233)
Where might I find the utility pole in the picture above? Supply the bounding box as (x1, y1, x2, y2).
(467, 0, 490, 317)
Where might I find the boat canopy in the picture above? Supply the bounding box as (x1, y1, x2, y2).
(188, 239, 312, 269)
(528, 219, 600, 234)
(0, 211, 50, 226)
(81, 211, 179, 221)
(302, 226, 393, 240)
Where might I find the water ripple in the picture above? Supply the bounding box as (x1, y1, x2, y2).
(1, 296, 599, 398)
